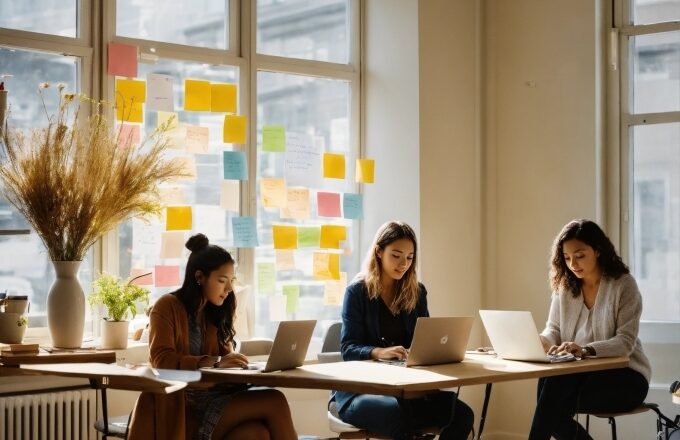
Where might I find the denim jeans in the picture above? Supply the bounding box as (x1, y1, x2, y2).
(338, 391, 474, 440)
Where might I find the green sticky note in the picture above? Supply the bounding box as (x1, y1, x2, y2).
(262, 125, 286, 152)
(283, 285, 300, 313)
(257, 262, 275, 294)
(297, 226, 321, 248)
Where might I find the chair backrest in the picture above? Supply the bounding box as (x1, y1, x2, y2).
(238, 338, 274, 356)
(321, 322, 342, 353)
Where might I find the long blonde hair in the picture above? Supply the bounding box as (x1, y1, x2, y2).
(360, 221, 420, 312)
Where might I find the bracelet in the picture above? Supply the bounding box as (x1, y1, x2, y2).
(213, 355, 222, 368)
(581, 346, 595, 358)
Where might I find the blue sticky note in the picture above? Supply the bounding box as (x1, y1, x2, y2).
(343, 193, 363, 219)
(223, 151, 248, 180)
(232, 216, 258, 247)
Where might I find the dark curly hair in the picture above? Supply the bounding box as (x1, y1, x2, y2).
(549, 219, 629, 297)
(173, 233, 236, 348)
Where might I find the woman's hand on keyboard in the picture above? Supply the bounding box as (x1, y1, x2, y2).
(371, 346, 409, 361)
(216, 352, 249, 369)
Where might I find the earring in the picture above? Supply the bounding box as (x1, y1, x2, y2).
(196, 280, 201, 286)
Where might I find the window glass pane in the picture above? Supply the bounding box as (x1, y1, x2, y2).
(631, 123, 680, 322)
(116, 0, 229, 49)
(633, 0, 680, 25)
(255, 71, 357, 343)
(0, 0, 77, 37)
(257, 0, 350, 64)
(118, 60, 239, 308)
(631, 31, 680, 114)
(0, 47, 93, 329)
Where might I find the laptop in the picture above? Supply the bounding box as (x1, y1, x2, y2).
(381, 317, 473, 367)
(241, 319, 316, 373)
(478, 310, 575, 363)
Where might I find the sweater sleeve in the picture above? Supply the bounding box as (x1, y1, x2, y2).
(540, 292, 562, 346)
(340, 282, 375, 361)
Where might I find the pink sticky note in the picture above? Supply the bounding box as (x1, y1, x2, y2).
(108, 42, 138, 78)
(117, 124, 140, 148)
(154, 265, 181, 287)
(317, 192, 341, 217)
(129, 268, 153, 286)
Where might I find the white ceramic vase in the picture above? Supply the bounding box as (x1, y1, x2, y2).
(47, 261, 85, 348)
(100, 319, 129, 349)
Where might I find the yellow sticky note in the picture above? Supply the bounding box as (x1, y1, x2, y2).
(211, 83, 237, 113)
(356, 159, 375, 184)
(275, 250, 296, 271)
(281, 187, 310, 220)
(313, 252, 340, 280)
(116, 79, 146, 103)
(223, 115, 247, 144)
(272, 225, 298, 250)
(166, 206, 192, 231)
(116, 101, 143, 123)
(184, 79, 211, 111)
(260, 178, 287, 208)
(323, 153, 346, 179)
(320, 225, 346, 249)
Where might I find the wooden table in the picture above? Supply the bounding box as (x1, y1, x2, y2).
(0, 349, 116, 366)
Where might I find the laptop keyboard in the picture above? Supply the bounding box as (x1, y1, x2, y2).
(547, 353, 578, 363)
(376, 359, 407, 366)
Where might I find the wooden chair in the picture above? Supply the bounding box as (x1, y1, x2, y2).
(585, 402, 663, 440)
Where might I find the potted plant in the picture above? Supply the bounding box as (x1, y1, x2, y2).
(88, 273, 150, 349)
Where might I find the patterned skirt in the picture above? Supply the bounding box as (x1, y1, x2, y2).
(185, 384, 251, 440)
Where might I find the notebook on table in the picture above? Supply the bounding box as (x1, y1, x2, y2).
(478, 310, 577, 363)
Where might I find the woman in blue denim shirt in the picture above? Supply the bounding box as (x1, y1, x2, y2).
(334, 221, 474, 440)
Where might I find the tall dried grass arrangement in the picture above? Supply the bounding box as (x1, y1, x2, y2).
(0, 84, 186, 261)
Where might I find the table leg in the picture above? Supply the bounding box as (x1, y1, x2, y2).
(477, 383, 493, 439)
(90, 378, 110, 439)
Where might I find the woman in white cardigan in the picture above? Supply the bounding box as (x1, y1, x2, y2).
(529, 219, 651, 440)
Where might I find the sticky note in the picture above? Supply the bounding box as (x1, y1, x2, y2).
(116, 79, 146, 103)
(160, 231, 186, 258)
(281, 187, 310, 219)
(298, 226, 320, 248)
(108, 42, 137, 78)
(324, 272, 347, 306)
(211, 83, 237, 113)
(154, 265, 181, 287)
(269, 295, 287, 321)
(223, 151, 248, 180)
(343, 193, 363, 219)
(317, 192, 342, 217)
(272, 225, 298, 250)
(275, 250, 296, 270)
(186, 125, 210, 154)
(146, 73, 174, 112)
(257, 262, 276, 294)
(223, 115, 247, 144)
(220, 180, 240, 212)
(356, 159, 375, 184)
(116, 100, 143, 123)
(159, 186, 185, 205)
(283, 285, 300, 313)
(323, 153, 345, 179)
(262, 125, 286, 152)
(157, 111, 179, 130)
(116, 124, 140, 148)
(232, 216, 258, 247)
(261, 178, 286, 208)
(284, 133, 322, 188)
(132, 218, 161, 256)
(166, 206, 192, 231)
(320, 225, 346, 249)
(129, 268, 153, 286)
(313, 252, 341, 280)
(194, 205, 227, 239)
(184, 79, 211, 111)
(172, 156, 197, 181)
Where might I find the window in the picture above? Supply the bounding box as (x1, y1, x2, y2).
(0, 0, 78, 37)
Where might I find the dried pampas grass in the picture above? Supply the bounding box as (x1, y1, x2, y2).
(0, 86, 186, 261)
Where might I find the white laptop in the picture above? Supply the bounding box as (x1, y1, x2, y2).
(478, 310, 575, 363)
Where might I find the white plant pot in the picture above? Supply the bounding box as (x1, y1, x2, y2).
(0, 312, 27, 344)
(47, 261, 85, 348)
(101, 319, 129, 349)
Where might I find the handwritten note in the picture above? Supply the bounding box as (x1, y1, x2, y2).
(232, 216, 258, 247)
(324, 272, 347, 305)
(160, 231, 186, 258)
(184, 79, 211, 111)
(297, 226, 320, 248)
(269, 295, 287, 321)
(342, 193, 363, 219)
(272, 225, 298, 250)
(223, 151, 248, 180)
(257, 262, 276, 294)
(146, 73, 174, 112)
(262, 125, 286, 152)
(284, 132, 322, 188)
(323, 153, 345, 179)
(280, 187, 310, 220)
(129, 268, 154, 286)
(185, 125, 210, 154)
(356, 158, 375, 183)
(159, 186, 185, 205)
(166, 206, 192, 231)
(260, 178, 286, 208)
(313, 252, 340, 280)
(275, 250, 296, 271)
(220, 180, 240, 212)
(283, 285, 300, 313)
(211, 83, 237, 113)
(320, 225, 346, 249)
(116, 124, 140, 148)
(154, 265, 181, 287)
(194, 205, 227, 239)
(223, 115, 247, 144)
(317, 192, 342, 217)
(132, 218, 161, 256)
(107, 42, 138, 78)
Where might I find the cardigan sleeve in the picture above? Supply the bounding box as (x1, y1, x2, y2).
(340, 281, 375, 361)
(540, 292, 562, 346)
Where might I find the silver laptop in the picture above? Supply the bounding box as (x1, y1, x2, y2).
(479, 310, 574, 363)
(251, 319, 316, 372)
(402, 317, 474, 367)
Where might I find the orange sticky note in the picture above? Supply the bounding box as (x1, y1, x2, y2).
(272, 225, 298, 250)
(211, 83, 237, 113)
(261, 178, 287, 208)
(356, 159, 375, 183)
(323, 153, 345, 179)
(223, 115, 247, 144)
(313, 252, 341, 280)
(129, 268, 153, 286)
(108, 42, 138, 78)
(184, 79, 211, 111)
(185, 125, 210, 154)
(166, 206, 193, 230)
(320, 225, 346, 249)
(154, 265, 181, 287)
(281, 187, 310, 219)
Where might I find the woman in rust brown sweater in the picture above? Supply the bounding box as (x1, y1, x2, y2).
(130, 233, 297, 440)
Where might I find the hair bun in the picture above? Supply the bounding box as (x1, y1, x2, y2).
(186, 233, 209, 252)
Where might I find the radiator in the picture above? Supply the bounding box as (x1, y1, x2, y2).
(0, 389, 97, 440)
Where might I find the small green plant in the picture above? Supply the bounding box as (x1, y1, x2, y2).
(89, 273, 150, 322)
